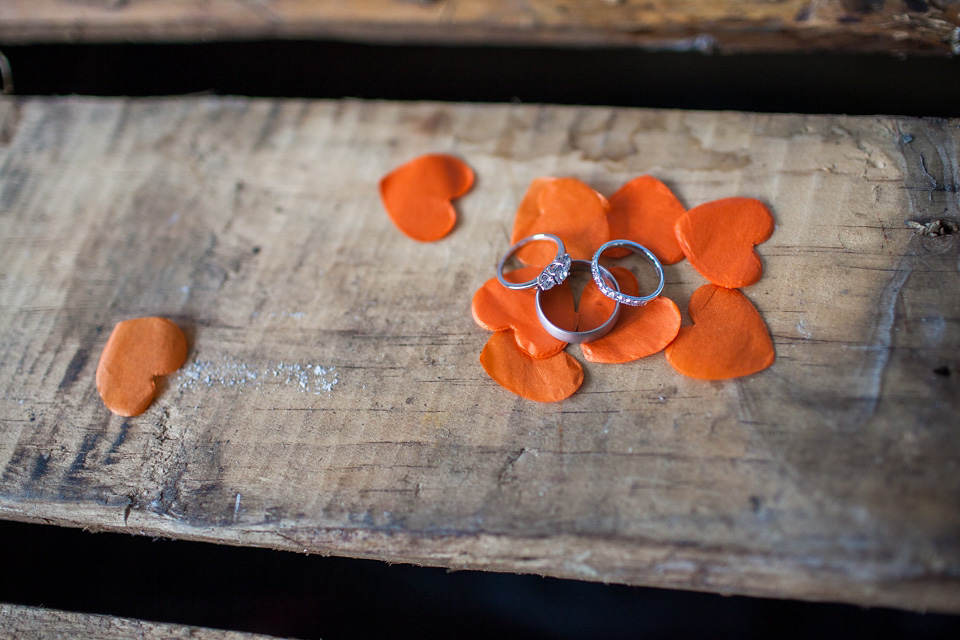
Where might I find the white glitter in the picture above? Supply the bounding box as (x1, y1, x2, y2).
(177, 358, 337, 394)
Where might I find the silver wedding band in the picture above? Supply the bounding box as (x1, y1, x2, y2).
(536, 260, 621, 344)
(497, 233, 572, 291)
(591, 239, 664, 306)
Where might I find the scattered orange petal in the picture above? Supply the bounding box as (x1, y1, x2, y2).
(472, 266, 576, 358)
(577, 266, 634, 331)
(480, 330, 584, 402)
(579, 266, 682, 363)
(510, 177, 558, 247)
(514, 177, 610, 265)
(674, 197, 774, 288)
(665, 284, 774, 380)
(379, 154, 474, 242)
(606, 175, 687, 264)
(96, 317, 188, 417)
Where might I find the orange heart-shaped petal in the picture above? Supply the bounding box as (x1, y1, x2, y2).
(513, 177, 610, 265)
(510, 176, 558, 247)
(665, 284, 774, 380)
(480, 330, 584, 402)
(579, 266, 682, 363)
(379, 154, 474, 242)
(472, 266, 576, 358)
(606, 175, 687, 264)
(674, 197, 774, 288)
(96, 317, 188, 416)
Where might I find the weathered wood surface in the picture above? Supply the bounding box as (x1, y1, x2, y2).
(0, 603, 290, 639)
(0, 0, 958, 54)
(0, 96, 958, 613)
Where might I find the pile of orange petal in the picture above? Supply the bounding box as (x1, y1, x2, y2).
(472, 175, 776, 402)
(377, 155, 775, 402)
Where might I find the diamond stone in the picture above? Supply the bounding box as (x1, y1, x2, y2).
(537, 253, 572, 290)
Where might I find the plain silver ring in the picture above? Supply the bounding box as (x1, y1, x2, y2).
(536, 260, 621, 344)
(591, 239, 665, 306)
(497, 233, 572, 291)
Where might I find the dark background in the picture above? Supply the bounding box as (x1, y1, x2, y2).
(1, 41, 959, 638)
(2, 518, 960, 639)
(2, 41, 960, 117)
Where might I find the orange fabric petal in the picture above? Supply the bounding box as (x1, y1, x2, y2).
(579, 266, 682, 363)
(577, 265, 636, 331)
(96, 317, 188, 417)
(472, 265, 576, 358)
(606, 175, 687, 264)
(510, 176, 558, 246)
(665, 284, 774, 380)
(514, 177, 610, 265)
(379, 154, 474, 242)
(480, 330, 584, 402)
(674, 197, 774, 288)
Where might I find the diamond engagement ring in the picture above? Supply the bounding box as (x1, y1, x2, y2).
(497, 233, 572, 291)
(591, 239, 665, 306)
(536, 260, 622, 344)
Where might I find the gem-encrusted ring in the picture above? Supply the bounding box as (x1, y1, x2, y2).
(497, 233, 572, 291)
(590, 239, 665, 306)
(536, 260, 622, 344)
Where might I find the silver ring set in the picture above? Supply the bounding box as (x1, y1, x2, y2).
(496, 234, 665, 344)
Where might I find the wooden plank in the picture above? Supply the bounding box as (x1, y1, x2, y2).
(0, 603, 288, 639)
(0, 0, 957, 54)
(0, 96, 958, 613)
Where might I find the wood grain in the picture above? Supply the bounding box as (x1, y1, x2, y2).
(0, 603, 288, 639)
(0, 0, 957, 54)
(0, 96, 958, 613)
